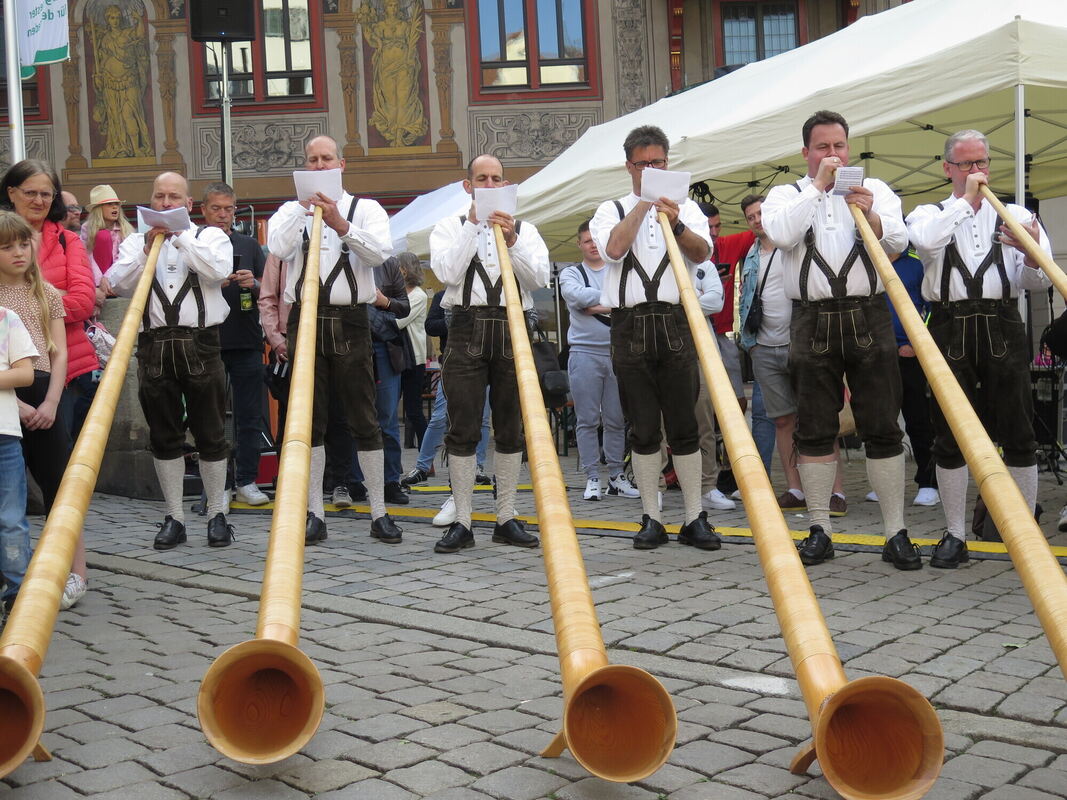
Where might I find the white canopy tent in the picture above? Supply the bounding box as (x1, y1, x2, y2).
(388, 180, 470, 257)
(506, 0, 1067, 258)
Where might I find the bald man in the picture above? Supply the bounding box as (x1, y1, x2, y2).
(267, 135, 401, 546)
(109, 172, 236, 550)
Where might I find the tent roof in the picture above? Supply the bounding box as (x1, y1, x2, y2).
(514, 0, 1067, 257)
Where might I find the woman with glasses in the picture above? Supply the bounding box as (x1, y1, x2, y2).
(0, 159, 97, 609)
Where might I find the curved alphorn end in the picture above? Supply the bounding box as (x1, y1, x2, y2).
(0, 654, 47, 779)
(562, 664, 677, 783)
(197, 638, 325, 765)
(815, 676, 943, 800)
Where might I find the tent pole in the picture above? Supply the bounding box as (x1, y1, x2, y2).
(1015, 83, 1025, 206)
(3, 8, 26, 162)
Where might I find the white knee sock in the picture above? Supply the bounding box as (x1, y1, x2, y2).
(200, 458, 229, 517)
(450, 454, 477, 529)
(673, 451, 703, 525)
(936, 464, 969, 541)
(632, 451, 663, 521)
(362, 448, 386, 520)
(153, 457, 186, 523)
(866, 453, 905, 539)
(1007, 464, 1038, 515)
(308, 445, 325, 521)
(798, 460, 836, 532)
(494, 451, 521, 524)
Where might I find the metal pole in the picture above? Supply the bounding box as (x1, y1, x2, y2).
(1015, 83, 1025, 206)
(3, 6, 26, 162)
(220, 48, 233, 186)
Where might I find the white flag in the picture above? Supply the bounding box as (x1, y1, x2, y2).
(17, 0, 69, 77)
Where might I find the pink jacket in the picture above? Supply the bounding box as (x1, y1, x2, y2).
(258, 253, 291, 351)
(38, 220, 98, 382)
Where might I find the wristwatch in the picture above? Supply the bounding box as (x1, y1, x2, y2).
(672, 220, 686, 236)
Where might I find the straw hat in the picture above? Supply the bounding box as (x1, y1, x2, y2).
(87, 184, 121, 210)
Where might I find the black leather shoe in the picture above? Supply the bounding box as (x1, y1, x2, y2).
(678, 511, 722, 550)
(207, 513, 235, 547)
(384, 481, 410, 505)
(370, 514, 403, 543)
(929, 533, 969, 569)
(797, 525, 834, 565)
(153, 516, 186, 550)
(492, 518, 539, 548)
(882, 529, 922, 570)
(435, 522, 474, 553)
(475, 471, 492, 486)
(305, 512, 328, 545)
(633, 515, 669, 550)
(349, 481, 368, 502)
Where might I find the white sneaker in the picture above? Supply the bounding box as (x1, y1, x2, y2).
(657, 491, 663, 512)
(234, 483, 269, 506)
(433, 495, 457, 527)
(606, 473, 640, 498)
(584, 476, 601, 500)
(60, 573, 87, 610)
(865, 490, 879, 502)
(913, 488, 940, 506)
(1057, 504, 1067, 533)
(730, 489, 742, 501)
(701, 488, 736, 510)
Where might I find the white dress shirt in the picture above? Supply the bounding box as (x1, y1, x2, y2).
(430, 216, 550, 309)
(109, 225, 233, 329)
(906, 194, 1052, 302)
(268, 192, 392, 306)
(589, 194, 712, 309)
(762, 175, 907, 302)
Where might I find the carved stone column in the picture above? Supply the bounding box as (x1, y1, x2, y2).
(336, 27, 365, 159)
(152, 30, 184, 166)
(62, 29, 88, 170)
(426, 4, 462, 153)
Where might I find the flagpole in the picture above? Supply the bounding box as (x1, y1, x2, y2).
(3, 2, 27, 162)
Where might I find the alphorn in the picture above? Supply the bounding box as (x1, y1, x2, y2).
(197, 207, 325, 763)
(978, 184, 1067, 300)
(493, 224, 677, 782)
(0, 235, 164, 779)
(658, 212, 943, 800)
(850, 204, 1067, 681)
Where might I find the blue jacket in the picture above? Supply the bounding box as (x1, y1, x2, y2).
(737, 241, 764, 351)
(885, 251, 928, 347)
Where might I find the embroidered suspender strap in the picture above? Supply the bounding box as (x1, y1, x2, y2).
(142, 232, 210, 328)
(793, 183, 877, 302)
(613, 200, 671, 304)
(297, 197, 360, 305)
(934, 203, 1012, 300)
(458, 216, 523, 307)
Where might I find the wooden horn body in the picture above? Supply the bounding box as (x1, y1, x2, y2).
(658, 213, 943, 800)
(0, 236, 165, 778)
(197, 208, 325, 763)
(850, 204, 1067, 681)
(978, 185, 1067, 300)
(493, 225, 676, 782)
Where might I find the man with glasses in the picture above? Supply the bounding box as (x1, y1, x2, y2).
(906, 129, 1051, 568)
(61, 191, 83, 233)
(590, 125, 720, 551)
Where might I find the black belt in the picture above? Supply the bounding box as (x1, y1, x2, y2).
(792, 295, 882, 310)
(932, 299, 1015, 313)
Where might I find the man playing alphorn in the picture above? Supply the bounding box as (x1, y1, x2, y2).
(590, 125, 719, 551)
(429, 155, 549, 553)
(267, 135, 401, 545)
(109, 172, 235, 549)
(906, 129, 1051, 568)
(761, 110, 916, 569)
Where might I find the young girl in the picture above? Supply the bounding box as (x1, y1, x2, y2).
(0, 211, 76, 603)
(0, 304, 37, 623)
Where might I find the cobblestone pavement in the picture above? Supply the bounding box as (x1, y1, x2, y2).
(4, 446, 1067, 799)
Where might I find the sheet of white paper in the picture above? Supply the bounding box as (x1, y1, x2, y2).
(294, 168, 343, 202)
(639, 168, 692, 204)
(474, 185, 518, 219)
(137, 205, 191, 232)
(832, 166, 865, 196)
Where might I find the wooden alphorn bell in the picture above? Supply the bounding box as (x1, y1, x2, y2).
(978, 185, 1067, 300)
(658, 212, 944, 800)
(850, 203, 1067, 682)
(493, 224, 677, 782)
(0, 235, 164, 779)
(197, 207, 325, 763)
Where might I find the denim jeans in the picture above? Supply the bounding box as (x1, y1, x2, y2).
(751, 381, 775, 475)
(221, 348, 265, 486)
(350, 341, 403, 484)
(416, 380, 490, 473)
(0, 434, 30, 603)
